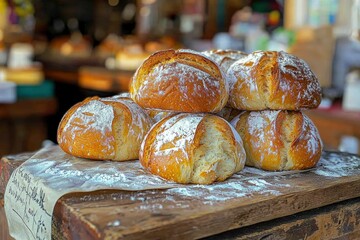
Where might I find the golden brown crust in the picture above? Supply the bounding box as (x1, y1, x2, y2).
(227, 51, 322, 110)
(57, 96, 153, 161)
(230, 110, 323, 171)
(139, 113, 197, 183)
(57, 98, 113, 160)
(140, 113, 246, 184)
(130, 49, 228, 113)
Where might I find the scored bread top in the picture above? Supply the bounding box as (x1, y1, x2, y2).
(140, 113, 205, 182)
(103, 96, 153, 143)
(231, 110, 323, 171)
(130, 49, 229, 113)
(227, 51, 322, 110)
(58, 97, 116, 158)
(140, 113, 245, 184)
(57, 96, 153, 161)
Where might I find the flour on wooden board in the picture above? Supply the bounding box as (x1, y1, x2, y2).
(4, 147, 359, 239)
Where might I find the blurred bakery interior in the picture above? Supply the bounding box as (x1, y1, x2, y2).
(0, 0, 359, 156)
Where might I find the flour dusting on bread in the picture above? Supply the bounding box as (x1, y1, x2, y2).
(140, 113, 246, 184)
(153, 114, 203, 158)
(61, 99, 114, 151)
(148, 62, 221, 99)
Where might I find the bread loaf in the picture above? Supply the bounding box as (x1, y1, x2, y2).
(231, 110, 323, 171)
(140, 113, 246, 184)
(57, 96, 153, 161)
(227, 51, 322, 110)
(130, 49, 228, 113)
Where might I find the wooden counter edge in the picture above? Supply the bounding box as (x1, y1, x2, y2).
(0, 152, 33, 197)
(207, 197, 360, 240)
(1, 152, 360, 240)
(49, 181, 360, 240)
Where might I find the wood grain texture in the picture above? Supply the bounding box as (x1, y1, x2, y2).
(1, 151, 360, 239)
(0, 152, 35, 240)
(207, 197, 360, 240)
(50, 175, 360, 240)
(0, 152, 34, 203)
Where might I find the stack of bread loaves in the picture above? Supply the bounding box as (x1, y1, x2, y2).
(57, 49, 246, 185)
(130, 49, 247, 184)
(229, 50, 323, 171)
(57, 48, 323, 185)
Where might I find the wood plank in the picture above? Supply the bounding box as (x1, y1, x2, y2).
(50, 175, 360, 239)
(1, 151, 360, 239)
(0, 152, 33, 203)
(207, 197, 360, 239)
(0, 153, 32, 240)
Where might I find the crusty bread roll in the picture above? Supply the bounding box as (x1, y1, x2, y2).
(140, 113, 246, 184)
(202, 49, 247, 71)
(57, 96, 153, 161)
(231, 110, 323, 171)
(130, 49, 228, 113)
(227, 51, 322, 110)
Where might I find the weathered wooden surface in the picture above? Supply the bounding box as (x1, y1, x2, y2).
(207, 197, 360, 240)
(1, 151, 360, 239)
(0, 152, 32, 189)
(0, 152, 23, 240)
(0, 151, 33, 202)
